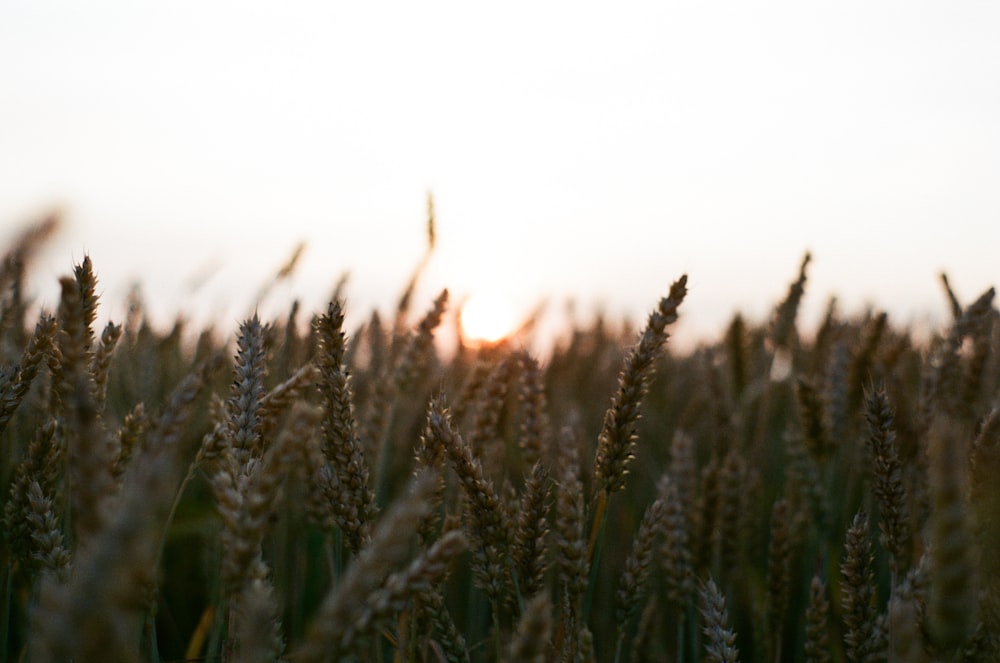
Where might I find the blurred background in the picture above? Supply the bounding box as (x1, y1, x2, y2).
(2, 1, 998, 352)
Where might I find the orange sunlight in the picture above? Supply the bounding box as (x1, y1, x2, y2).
(459, 293, 517, 345)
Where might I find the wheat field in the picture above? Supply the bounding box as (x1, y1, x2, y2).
(1, 220, 998, 662)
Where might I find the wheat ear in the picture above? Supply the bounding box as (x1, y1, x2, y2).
(315, 300, 376, 553)
(926, 414, 976, 650)
(614, 494, 665, 662)
(803, 574, 831, 663)
(841, 511, 879, 663)
(506, 592, 552, 663)
(0, 313, 56, 435)
(863, 385, 911, 580)
(699, 577, 740, 663)
(593, 274, 687, 495)
(426, 398, 513, 615)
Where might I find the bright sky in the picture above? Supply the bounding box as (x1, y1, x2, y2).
(2, 2, 999, 350)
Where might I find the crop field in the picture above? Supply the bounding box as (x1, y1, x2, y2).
(1, 220, 998, 662)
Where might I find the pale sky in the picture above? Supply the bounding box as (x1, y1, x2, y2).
(2, 2, 999, 350)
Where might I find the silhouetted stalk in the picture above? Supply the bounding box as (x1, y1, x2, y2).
(583, 490, 608, 623)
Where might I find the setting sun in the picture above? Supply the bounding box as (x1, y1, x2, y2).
(459, 293, 517, 344)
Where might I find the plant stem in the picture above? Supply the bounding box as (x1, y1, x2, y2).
(1, 562, 11, 662)
(583, 490, 609, 623)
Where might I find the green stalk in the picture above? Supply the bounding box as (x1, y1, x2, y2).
(510, 566, 524, 616)
(1, 562, 11, 662)
(154, 460, 198, 571)
(613, 633, 625, 663)
(141, 459, 199, 661)
(145, 610, 160, 663)
(583, 490, 609, 623)
(206, 594, 228, 661)
(492, 601, 502, 662)
(676, 612, 685, 663)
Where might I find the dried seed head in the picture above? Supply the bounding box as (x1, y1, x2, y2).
(594, 275, 686, 495)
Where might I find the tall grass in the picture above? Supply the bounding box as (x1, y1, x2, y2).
(1, 219, 998, 662)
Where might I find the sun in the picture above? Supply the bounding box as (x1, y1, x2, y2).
(459, 293, 517, 345)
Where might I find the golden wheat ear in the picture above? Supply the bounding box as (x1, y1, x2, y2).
(659, 472, 694, 615)
(0, 313, 56, 435)
(505, 592, 552, 663)
(864, 385, 912, 581)
(29, 393, 190, 663)
(315, 299, 376, 553)
(512, 460, 551, 603)
(225, 314, 268, 462)
(425, 399, 514, 618)
(552, 428, 588, 622)
(594, 274, 687, 497)
(770, 251, 811, 351)
(926, 414, 976, 651)
(804, 574, 832, 663)
(840, 511, 881, 662)
(54, 259, 114, 546)
(614, 493, 666, 660)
